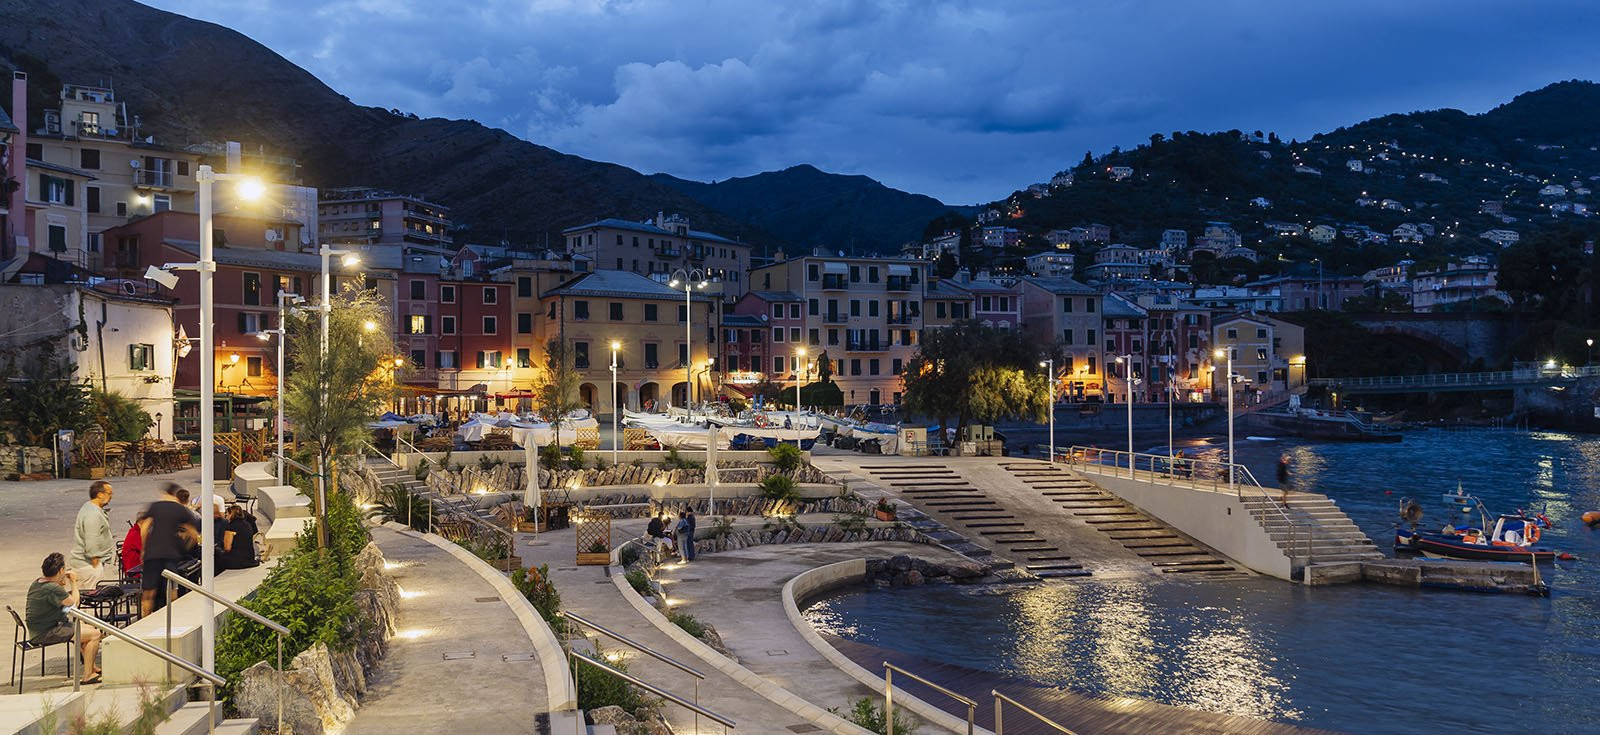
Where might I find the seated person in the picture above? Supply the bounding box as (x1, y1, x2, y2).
(646, 513, 676, 555)
(218, 505, 260, 571)
(26, 552, 102, 684)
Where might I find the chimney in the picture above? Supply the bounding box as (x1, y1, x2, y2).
(8, 71, 28, 260)
(226, 141, 242, 173)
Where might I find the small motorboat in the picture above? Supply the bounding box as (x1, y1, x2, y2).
(1395, 490, 1566, 564)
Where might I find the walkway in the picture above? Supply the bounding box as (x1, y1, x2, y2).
(520, 521, 855, 734)
(346, 525, 548, 734)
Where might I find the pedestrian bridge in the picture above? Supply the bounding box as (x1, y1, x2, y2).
(1308, 365, 1598, 394)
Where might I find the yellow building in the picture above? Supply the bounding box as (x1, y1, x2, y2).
(1211, 312, 1305, 396)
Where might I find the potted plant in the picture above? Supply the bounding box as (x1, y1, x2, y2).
(874, 498, 897, 522)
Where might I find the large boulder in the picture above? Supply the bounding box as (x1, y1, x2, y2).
(234, 642, 357, 735)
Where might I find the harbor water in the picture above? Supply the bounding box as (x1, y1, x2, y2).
(806, 430, 1600, 734)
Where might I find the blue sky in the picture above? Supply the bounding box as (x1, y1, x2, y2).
(147, 0, 1600, 204)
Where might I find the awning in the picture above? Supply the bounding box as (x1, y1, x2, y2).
(823, 262, 848, 274)
(888, 264, 912, 276)
(722, 383, 755, 398)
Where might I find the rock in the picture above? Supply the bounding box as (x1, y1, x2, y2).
(889, 554, 913, 571)
(947, 560, 989, 581)
(232, 642, 359, 735)
(904, 569, 925, 586)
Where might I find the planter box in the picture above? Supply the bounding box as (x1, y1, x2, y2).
(874, 509, 897, 522)
(488, 555, 523, 572)
(576, 552, 612, 566)
(69, 466, 106, 480)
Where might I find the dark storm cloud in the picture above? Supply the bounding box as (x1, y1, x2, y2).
(146, 0, 1600, 203)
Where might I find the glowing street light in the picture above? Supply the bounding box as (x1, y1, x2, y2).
(1215, 348, 1235, 490)
(668, 268, 709, 422)
(1040, 359, 1055, 464)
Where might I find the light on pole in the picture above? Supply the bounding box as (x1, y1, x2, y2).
(1166, 349, 1175, 467)
(254, 291, 305, 483)
(317, 245, 360, 553)
(610, 340, 621, 466)
(794, 347, 808, 446)
(1039, 359, 1055, 464)
(668, 268, 708, 423)
(1114, 354, 1134, 461)
(1214, 348, 1235, 490)
(1588, 338, 1594, 366)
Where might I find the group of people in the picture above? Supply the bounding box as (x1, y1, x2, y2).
(645, 509, 698, 561)
(23, 480, 261, 686)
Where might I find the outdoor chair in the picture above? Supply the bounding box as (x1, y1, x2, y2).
(8, 605, 72, 693)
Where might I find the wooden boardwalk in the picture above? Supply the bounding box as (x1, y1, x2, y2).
(827, 636, 1344, 735)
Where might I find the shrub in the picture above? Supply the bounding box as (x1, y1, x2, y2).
(665, 609, 706, 638)
(875, 497, 897, 514)
(511, 564, 563, 631)
(833, 697, 919, 735)
(458, 533, 511, 562)
(89, 389, 153, 442)
(624, 569, 652, 596)
(709, 515, 736, 538)
(767, 443, 804, 473)
(664, 447, 704, 470)
(572, 642, 651, 713)
(834, 511, 868, 533)
(619, 544, 642, 566)
(216, 539, 361, 701)
(758, 473, 801, 503)
(566, 446, 585, 470)
(366, 483, 434, 532)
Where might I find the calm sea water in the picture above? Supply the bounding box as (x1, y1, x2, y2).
(807, 430, 1600, 735)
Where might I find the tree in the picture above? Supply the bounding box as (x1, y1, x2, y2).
(89, 390, 152, 442)
(815, 350, 834, 384)
(534, 338, 584, 448)
(902, 322, 1047, 442)
(933, 252, 959, 279)
(282, 289, 394, 548)
(0, 342, 90, 447)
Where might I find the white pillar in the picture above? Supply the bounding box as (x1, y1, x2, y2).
(196, 165, 217, 672)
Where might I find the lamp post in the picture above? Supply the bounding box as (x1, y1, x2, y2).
(668, 268, 708, 423)
(1214, 348, 1235, 490)
(254, 291, 304, 482)
(1114, 354, 1134, 461)
(1039, 359, 1055, 464)
(1166, 349, 1175, 466)
(1588, 338, 1594, 366)
(794, 347, 809, 446)
(610, 340, 621, 466)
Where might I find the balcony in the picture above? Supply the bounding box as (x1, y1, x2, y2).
(847, 340, 886, 352)
(134, 169, 188, 191)
(821, 275, 847, 290)
(887, 314, 916, 325)
(886, 276, 912, 291)
(823, 312, 848, 324)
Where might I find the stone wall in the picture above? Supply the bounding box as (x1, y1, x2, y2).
(0, 445, 55, 478)
(422, 459, 836, 496)
(231, 540, 399, 735)
(690, 524, 929, 555)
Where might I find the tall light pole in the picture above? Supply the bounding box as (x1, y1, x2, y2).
(1166, 349, 1175, 466)
(255, 291, 304, 482)
(1588, 338, 1594, 366)
(610, 340, 621, 466)
(668, 268, 708, 423)
(1214, 348, 1235, 490)
(1039, 359, 1054, 464)
(1114, 354, 1134, 460)
(317, 245, 360, 554)
(794, 347, 808, 446)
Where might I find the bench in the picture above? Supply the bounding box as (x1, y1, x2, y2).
(257, 485, 311, 527)
(231, 462, 277, 501)
(263, 517, 316, 556)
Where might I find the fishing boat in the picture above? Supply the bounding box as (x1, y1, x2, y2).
(1395, 490, 1566, 563)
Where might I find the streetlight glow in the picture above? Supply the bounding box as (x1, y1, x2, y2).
(341, 254, 360, 268)
(235, 177, 266, 201)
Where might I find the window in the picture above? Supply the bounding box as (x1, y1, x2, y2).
(152, 194, 171, 212)
(438, 351, 458, 369)
(1226, 328, 1238, 339)
(483, 316, 497, 334)
(441, 285, 456, 303)
(48, 225, 67, 252)
(42, 175, 73, 205)
(677, 343, 688, 368)
(773, 356, 784, 373)
(809, 298, 819, 316)
(475, 351, 502, 369)
(828, 329, 839, 346)
(790, 327, 801, 342)
(772, 327, 784, 343)
(483, 288, 497, 304)
(88, 233, 100, 253)
(1063, 356, 1074, 373)
(869, 359, 880, 375)
(892, 358, 903, 374)
(772, 304, 783, 319)
(1088, 355, 1097, 374)
(867, 300, 880, 318)
(1086, 299, 1095, 313)
(1087, 329, 1097, 345)
(609, 302, 623, 321)
(238, 312, 266, 334)
(517, 277, 532, 298)
(80, 149, 100, 170)
(981, 296, 992, 311)
(129, 344, 154, 371)
(243, 272, 261, 306)
(410, 280, 425, 299)
(850, 300, 861, 317)
(575, 342, 590, 368)
(809, 328, 820, 345)
(177, 161, 190, 176)
(246, 356, 263, 378)
(86, 186, 100, 213)
(789, 304, 800, 319)
(1256, 328, 1268, 339)
(751, 330, 763, 343)
(442, 316, 457, 335)
(999, 297, 1010, 311)
(644, 343, 659, 368)
(574, 301, 590, 320)
(116, 201, 127, 217)
(1257, 348, 1269, 361)
(937, 302, 947, 319)
(850, 265, 860, 282)
(409, 349, 426, 368)
(408, 315, 430, 334)
(808, 264, 819, 281)
(1106, 339, 1116, 351)
(644, 304, 658, 322)
(868, 266, 879, 283)
(1257, 370, 1269, 384)
(1189, 334, 1200, 349)
(850, 359, 861, 376)
(517, 348, 532, 368)
(517, 313, 532, 334)
(1132, 339, 1142, 352)
(678, 305, 687, 322)
(1063, 329, 1074, 345)
(726, 356, 740, 372)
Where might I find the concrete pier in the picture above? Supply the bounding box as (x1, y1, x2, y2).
(1304, 557, 1545, 593)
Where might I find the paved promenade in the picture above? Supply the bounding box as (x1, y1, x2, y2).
(346, 525, 548, 734)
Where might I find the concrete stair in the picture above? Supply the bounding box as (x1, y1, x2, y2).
(155, 701, 259, 735)
(1241, 495, 1384, 568)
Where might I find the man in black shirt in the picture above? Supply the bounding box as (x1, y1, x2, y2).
(139, 482, 199, 617)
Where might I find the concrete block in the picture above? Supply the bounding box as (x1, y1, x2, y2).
(1302, 562, 1363, 585)
(232, 462, 276, 499)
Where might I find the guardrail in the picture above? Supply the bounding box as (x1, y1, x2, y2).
(1061, 446, 1310, 564)
(69, 608, 225, 735)
(561, 611, 707, 732)
(885, 661, 976, 735)
(1309, 364, 1600, 390)
(993, 690, 1076, 734)
(164, 569, 289, 731)
(568, 650, 734, 733)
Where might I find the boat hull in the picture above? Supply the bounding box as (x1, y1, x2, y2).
(1413, 534, 1558, 563)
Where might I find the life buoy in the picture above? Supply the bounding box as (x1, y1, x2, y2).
(1526, 524, 1541, 544)
(754, 413, 770, 428)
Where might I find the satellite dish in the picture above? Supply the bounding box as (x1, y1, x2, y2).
(120, 281, 137, 295)
(264, 229, 281, 242)
(129, 159, 141, 168)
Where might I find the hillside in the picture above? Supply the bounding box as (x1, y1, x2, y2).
(0, 0, 771, 247)
(980, 81, 1600, 278)
(650, 165, 967, 254)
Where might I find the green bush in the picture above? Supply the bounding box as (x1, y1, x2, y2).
(665, 609, 705, 638)
(366, 483, 434, 532)
(663, 447, 704, 470)
(709, 515, 736, 538)
(767, 443, 804, 473)
(572, 642, 651, 713)
(834, 697, 919, 735)
(758, 473, 801, 503)
(566, 446, 585, 470)
(624, 569, 652, 596)
(88, 389, 152, 442)
(458, 533, 511, 562)
(834, 511, 868, 533)
(412, 458, 431, 482)
(511, 564, 563, 631)
(619, 544, 642, 566)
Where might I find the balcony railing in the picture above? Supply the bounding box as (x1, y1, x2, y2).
(847, 340, 885, 352)
(824, 312, 848, 324)
(887, 314, 916, 325)
(821, 275, 848, 290)
(134, 169, 184, 189)
(886, 277, 912, 291)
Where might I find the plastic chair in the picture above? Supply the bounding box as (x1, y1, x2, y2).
(8, 605, 72, 694)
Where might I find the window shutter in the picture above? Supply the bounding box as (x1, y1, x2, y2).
(237, 313, 247, 333)
(65, 181, 75, 206)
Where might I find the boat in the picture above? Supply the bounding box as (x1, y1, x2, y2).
(1395, 490, 1566, 564)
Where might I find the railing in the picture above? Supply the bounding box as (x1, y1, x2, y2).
(165, 569, 289, 732)
(69, 608, 225, 735)
(824, 312, 848, 324)
(568, 651, 734, 733)
(562, 611, 707, 731)
(992, 690, 1077, 734)
(847, 340, 885, 351)
(1062, 445, 1310, 564)
(821, 276, 848, 290)
(884, 661, 976, 735)
(1309, 364, 1600, 391)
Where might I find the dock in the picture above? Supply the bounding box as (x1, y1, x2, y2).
(1304, 557, 1547, 593)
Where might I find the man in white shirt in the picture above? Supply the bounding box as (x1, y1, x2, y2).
(68, 480, 115, 590)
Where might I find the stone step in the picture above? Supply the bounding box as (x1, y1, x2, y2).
(155, 702, 260, 735)
(1026, 563, 1085, 571)
(1295, 552, 1385, 563)
(1034, 569, 1093, 579)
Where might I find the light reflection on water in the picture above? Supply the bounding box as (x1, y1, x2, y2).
(808, 431, 1600, 734)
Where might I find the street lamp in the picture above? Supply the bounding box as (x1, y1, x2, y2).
(1588, 338, 1594, 366)
(1113, 354, 1134, 461)
(610, 340, 621, 466)
(253, 291, 305, 484)
(1040, 359, 1055, 464)
(667, 268, 708, 423)
(795, 347, 809, 446)
(1214, 348, 1235, 490)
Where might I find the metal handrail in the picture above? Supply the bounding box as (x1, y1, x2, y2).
(363, 441, 403, 469)
(164, 570, 288, 733)
(884, 661, 976, 735)
(69, 607, 224, 735)
(272, 451, 315, 475)
(569, 651, 734, 732)
(992, 690, 1077, 734)
(561, 611, 704, 679)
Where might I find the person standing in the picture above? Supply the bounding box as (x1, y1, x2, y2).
(683, 509, 698, 561)
(69, 480, 115, 591)
(139, 482, 199, 617)
(1277, 454, 1292, 504)
(675, 511, 695, 563)
(26, 552, 102, 684)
